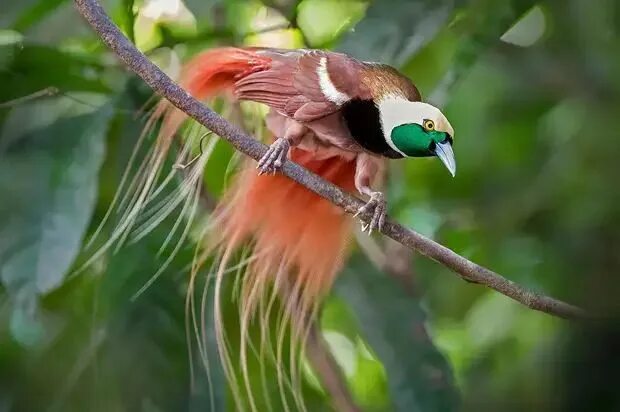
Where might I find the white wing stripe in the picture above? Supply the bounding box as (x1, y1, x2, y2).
(317, 57, 350, 105)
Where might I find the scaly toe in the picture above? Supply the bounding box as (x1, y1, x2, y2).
(377, 206, 386, 231)
(257, 138, 290, 175)
(355, 192, 386, 235)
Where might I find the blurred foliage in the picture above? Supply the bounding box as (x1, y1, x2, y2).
(1, 0, 620, 411)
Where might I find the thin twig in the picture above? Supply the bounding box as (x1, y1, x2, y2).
(73, 0, 587, 320)
(383, 239, 418, 295)
(0, 87, 59, 108)
(306, 324, 361, 412)
(355, 233, 418, 295)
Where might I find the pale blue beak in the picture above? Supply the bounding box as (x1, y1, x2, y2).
(434, 141, 456, 177)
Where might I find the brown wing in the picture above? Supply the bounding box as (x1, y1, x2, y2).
(234, 49, 370, 122)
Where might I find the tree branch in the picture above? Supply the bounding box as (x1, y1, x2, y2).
(73, 0, 587, 320)
(305, 323, 361, 412)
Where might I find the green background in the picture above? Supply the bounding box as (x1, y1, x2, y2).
(1, 0, 619, 411)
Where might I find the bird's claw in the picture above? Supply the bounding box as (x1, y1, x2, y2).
(355, 192, 386, 235)
(257, 138, 290, 175)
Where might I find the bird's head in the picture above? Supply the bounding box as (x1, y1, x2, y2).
(379, 98, 456, 176)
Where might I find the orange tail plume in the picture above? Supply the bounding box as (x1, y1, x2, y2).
(155, 46, 357, 309)
(153, 47, 357, 411)
(154, 47, 270, 147)
(212, 148, 356, 307)
(206, 152, 356, 412)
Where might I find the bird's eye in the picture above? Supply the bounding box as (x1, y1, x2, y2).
(423, 119, 435, 131)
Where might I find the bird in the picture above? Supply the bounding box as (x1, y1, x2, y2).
(149, 46, 456, 410)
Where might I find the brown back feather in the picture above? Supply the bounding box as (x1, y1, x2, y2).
(360, 63, 422, 101)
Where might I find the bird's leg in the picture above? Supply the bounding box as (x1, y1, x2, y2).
(354, 190, 386, 234)
(353, 154, 386, 234)
(257, 120, 306, 175)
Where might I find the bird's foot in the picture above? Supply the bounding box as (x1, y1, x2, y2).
(354, 191, 386, 235)
(257, 138, 290, 175)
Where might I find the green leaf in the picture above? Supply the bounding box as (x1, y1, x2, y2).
(321, 295, 360, 341)
(417, 1, 539, 101)
(9, 300, 45, 348)
(337, 0, 458, 66)
(0, 96, 111, 308)
(11, 0, 68, 32)
(0, 30, 24, 46)
(120, 0, 136, 42)
(0, 46, 111, 106)
(500, 5, 546, 47)
(297, 0, 369, 46)
(336, 254, 460, 412)
(350, 343, 391, 410)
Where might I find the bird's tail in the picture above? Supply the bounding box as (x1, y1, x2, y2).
(155, 46, 356, 305)
(148, 48, 357, 410)
(207, 150, 356, 411)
